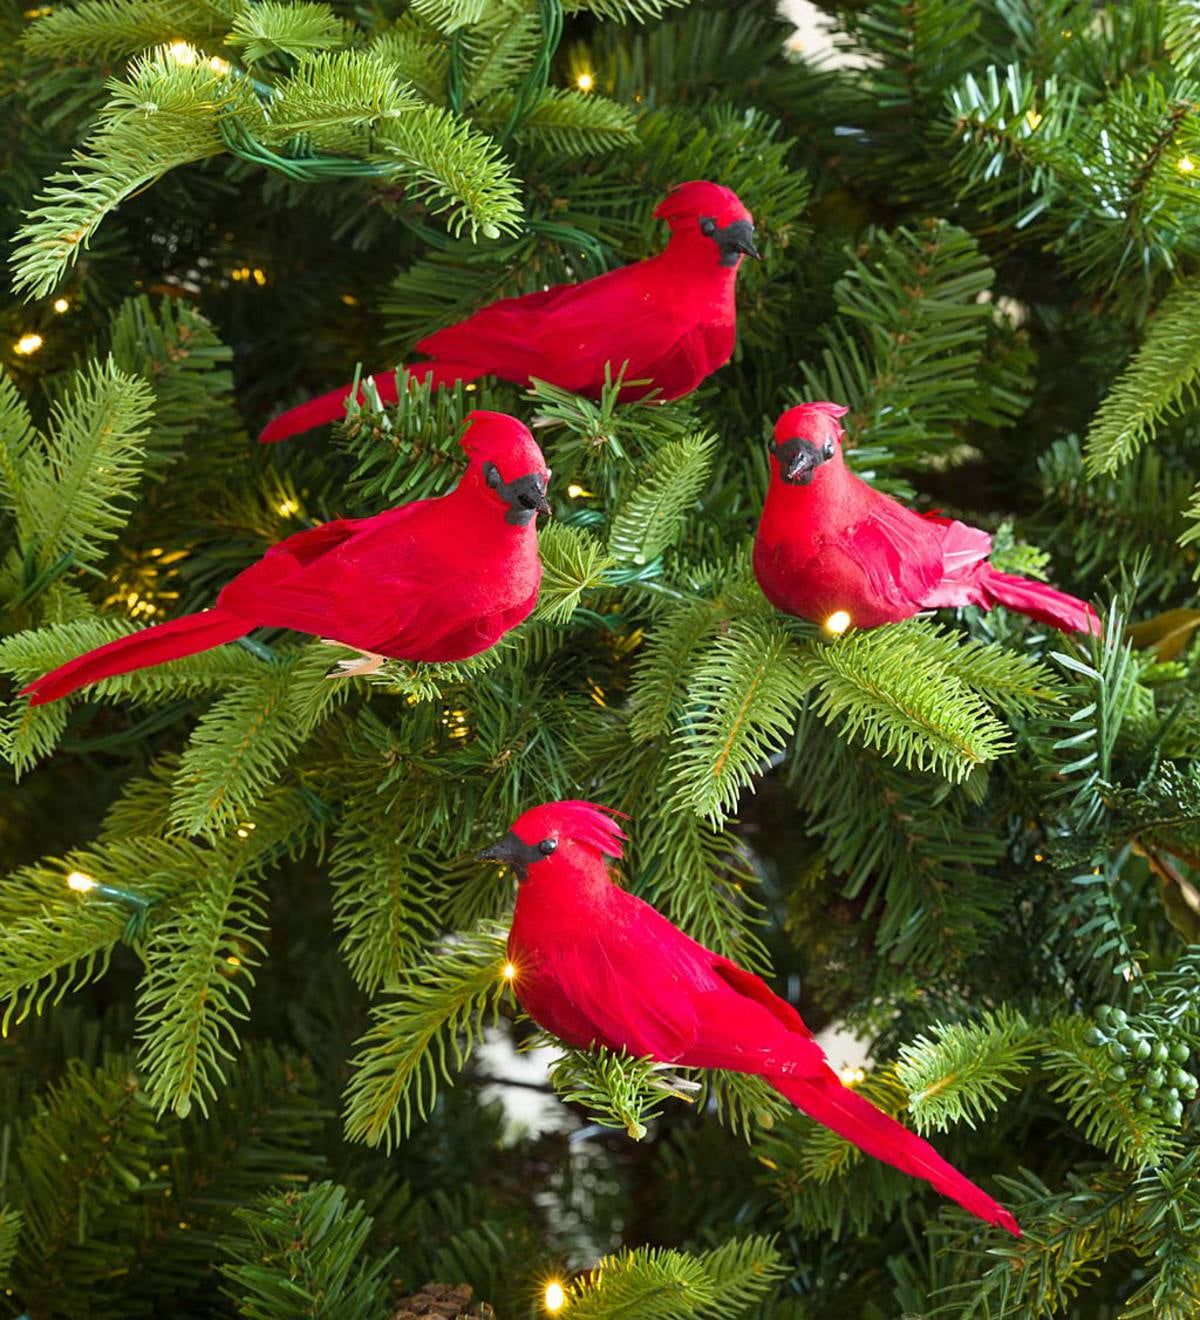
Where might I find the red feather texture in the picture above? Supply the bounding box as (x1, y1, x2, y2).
(21, 412, 548, 706)
(753, 403, 1099, 634)
(500, 799, 1021, 1237)
(258, 181, 755, 443)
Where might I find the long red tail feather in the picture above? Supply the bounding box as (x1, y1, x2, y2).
(257, 361, 487, 443)
(771, 1073, 1021, 1236)
(20, 610, 249, 706)
(979, 567, 1099, 635)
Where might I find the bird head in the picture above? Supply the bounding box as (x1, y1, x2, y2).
(461, 411, 551, 526)
(655, 181, 759, 268)
(768, 402, 849, 487)
(476, 800, 627, 883)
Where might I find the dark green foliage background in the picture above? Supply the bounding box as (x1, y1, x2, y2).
(4, 1, 1200, 1316)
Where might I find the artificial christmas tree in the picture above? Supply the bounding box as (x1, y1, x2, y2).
(4, 1, 1200, 1316)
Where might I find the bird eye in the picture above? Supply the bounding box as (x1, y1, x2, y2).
(699, 217, 717, 237)
(823, 440, 834, 459)
(483, 462, 502, 489)
(538, 838, 558, 855)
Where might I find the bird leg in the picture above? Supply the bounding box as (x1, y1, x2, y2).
(320, 640, 388, 679)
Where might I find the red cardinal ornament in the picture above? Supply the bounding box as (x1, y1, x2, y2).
(21, 412, 549, 706)
(258, 181, 759, 443)
(480, 800, 1021, 1237)
(753, 402, 1099, 634)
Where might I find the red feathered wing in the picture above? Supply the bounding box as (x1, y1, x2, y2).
(416, 260, 702, 397)
(514, 886, 1019, 1235)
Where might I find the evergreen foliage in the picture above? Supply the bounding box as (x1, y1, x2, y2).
(4, 0, 1200, 1314)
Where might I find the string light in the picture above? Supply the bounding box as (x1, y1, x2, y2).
(502, 961, 517, 982)
(340, 293, 359, 306)
(67, 871, 97, 893)
(566, 483, 594, 499)
(1025, 108, 1043, 131)
(208, 55, 230, 74)
(277, 498, 300, 517)
(167, 40, 197, 64)
(1180, 155, 1197, 174)
(575, 72, 594, 92)
(226, 955, 241, 967)
(838, 1065, 866, 1086)
(14, 333, 43, 356)
(823, 610, 851, 636)
(52, 297, 69, 314)
(543, 1281, 566, 1313)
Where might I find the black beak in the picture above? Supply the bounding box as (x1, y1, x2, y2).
(770, 436, 831, 487)
(483, 464, 552, 526)
(476, 831, 546, 881)
(519, 473, 552, 518)
(719, 219, 761, 264)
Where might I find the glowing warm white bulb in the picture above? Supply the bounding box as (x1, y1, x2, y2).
(839, 1066, 866, 1086)
(167, 40, 197, 64)
(823, 610, 851, 636)
(544, 1281, 566, 1313)
(277, 498, 300, 517)
(208, 55, 230, 74)
(52, 297, 69, 314)
(566, 484, 594, 499)
(1180, 155, 1197, 175)
(1025, 108, 1042, 130)
(576, 72, 594, 92)
(67, 871, 97, 893)
(14, 333, 43, 356)
(502, 961, 517, 982)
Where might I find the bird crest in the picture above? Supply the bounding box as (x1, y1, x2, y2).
(512, 800, 629, 859)
(654, 180, 751, 226)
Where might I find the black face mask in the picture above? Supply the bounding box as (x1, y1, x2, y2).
(482, 464, 552, 526)
(699, 216, 761, 267)
(769, 436, 835, 486)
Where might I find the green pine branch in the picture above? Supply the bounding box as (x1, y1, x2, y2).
(803, 220, 1027, 467)
(549, 1045, 698, 1139)
(136, 867, 268, 1118)
(330, 804, 441, 994)
(219, 1182, 392, 1320)
(671, 616, 807, 822)
(533, 522, 614, 624)
(608, 431, 715, 566)
(897, 1007, 1037, 1134)
(457, 0, 543, 106)
(502, 87, 640, 157)
(1043, 1016, 1179, 1168)
(342, 920, 509, 1150)
(8, 358, 153, 573)
(10, 49, 253, 299)
(0, 1208, 22, 1288)
(0, 836, 201, 1031)
(12, 1058, 163, 1294)
(1084, 276, 1200, 475)
(20, 0, 234, 61)
(225, 1, 348, 63)
(168, 642, 349, 839)
(800, 621, 1014, 783)
(562, 1236, 783, 1319)
(367, 18, 449, 102)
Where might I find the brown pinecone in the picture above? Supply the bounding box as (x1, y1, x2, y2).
(390, 1281, 495, 1319)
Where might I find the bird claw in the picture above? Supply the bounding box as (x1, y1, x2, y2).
(320, 643, 387, 679)
(647, 1069, 701, 1099)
